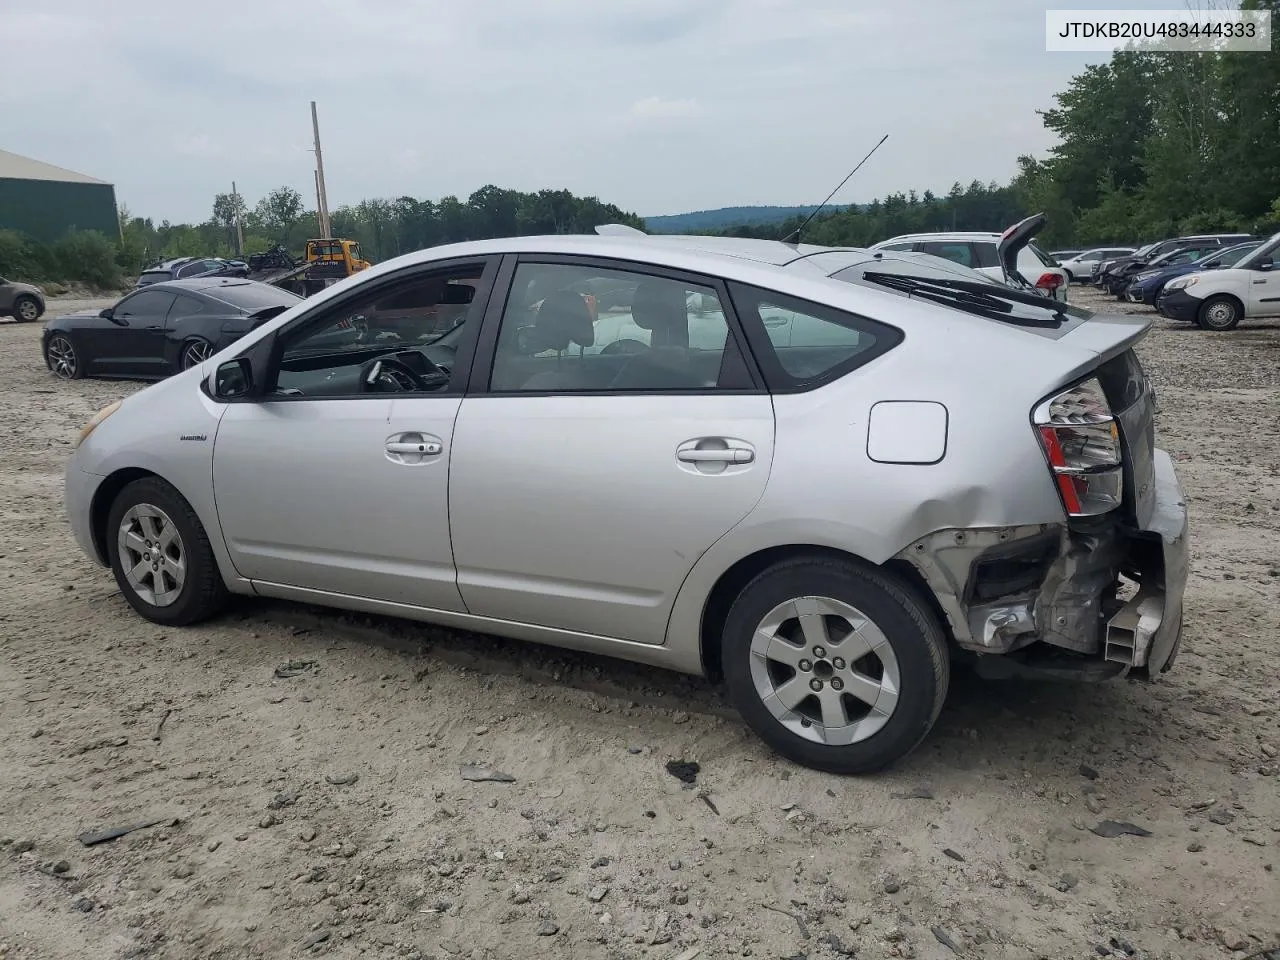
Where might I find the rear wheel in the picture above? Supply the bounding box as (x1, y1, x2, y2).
(1197, 295, 1242, 331)
(721, 556, 949, 774)
(180, 337, 213, 370)
(14, 295, 42, 322)
(107, 477, 228, 626)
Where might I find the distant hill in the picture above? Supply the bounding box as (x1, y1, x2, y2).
(644, 204, 856, 234)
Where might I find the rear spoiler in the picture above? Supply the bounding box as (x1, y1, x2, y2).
(248, 305, 293, 328)
(997, 213, 1047, 289)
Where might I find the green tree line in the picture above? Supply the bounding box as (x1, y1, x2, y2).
(0, 184, 644, 290)
(713, 0, 1280, 249)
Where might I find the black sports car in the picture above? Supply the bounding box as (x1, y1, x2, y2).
(42, 277, 301, 381)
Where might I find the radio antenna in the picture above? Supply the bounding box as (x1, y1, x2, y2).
(781, 133, 889, 245)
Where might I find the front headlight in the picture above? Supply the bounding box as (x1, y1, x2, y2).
(75, 400, 122, 449)
(1165, 276, 1199, 293)
(1134, 272, 1156, 282)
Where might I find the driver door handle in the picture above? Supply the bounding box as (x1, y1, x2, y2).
(387, 440, 442, 455)
(385, 432, 443, 464)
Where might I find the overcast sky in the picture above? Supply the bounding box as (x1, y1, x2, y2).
(5, 0, 1175, 223)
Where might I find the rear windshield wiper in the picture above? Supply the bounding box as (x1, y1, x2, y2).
(859, 272, 1069, 328)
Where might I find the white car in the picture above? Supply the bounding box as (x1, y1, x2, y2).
(1155, 230, 1280, 330)
(1058, 247, 1135, 282)
(872, 219, 1070, 301)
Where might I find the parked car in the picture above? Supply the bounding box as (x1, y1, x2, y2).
(1059, 247, 1135, 282)
(1101, 243, 1227, 297)
(62, 227, 1188, 774)
(0, 275, 46, 322)
(136, 257, 249, 288)
(1048, 249, 1081, 260)
(1155, 230, 1280, 330)
(870, 220, 1070, 300)
(42, 278, 300, 381)
(1093, 234, 1255, 289)
(1124, 241, 1262, 305)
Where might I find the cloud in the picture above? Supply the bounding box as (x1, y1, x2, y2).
(631, 97, 704, 119)
(2, 0, 1117, 222)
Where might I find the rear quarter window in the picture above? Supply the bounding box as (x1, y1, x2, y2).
(208, 283, 303, 312)
(918, 241, 977, 268)
(727, 282, 902, 392)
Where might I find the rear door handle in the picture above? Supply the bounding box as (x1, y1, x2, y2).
(677, 448, 753, 464)
(676, 438, 755, 468)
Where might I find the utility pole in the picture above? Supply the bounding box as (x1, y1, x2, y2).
(314, 171, 325, 235)
(231, 180, 245, 255)
(311, 100, 332, 239)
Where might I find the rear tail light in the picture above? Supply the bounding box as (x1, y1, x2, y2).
(1035, 272, 1064, 292)
(1033, 377, 1123, 517)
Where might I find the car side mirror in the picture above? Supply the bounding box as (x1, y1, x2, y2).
(213, 358, 254, 400)
(99, 307, 114, 320)
(1259, 258, 1274, 271)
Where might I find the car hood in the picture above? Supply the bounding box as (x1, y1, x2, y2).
(1137, 262, 1199, 283)
(51, 308, 102, 322)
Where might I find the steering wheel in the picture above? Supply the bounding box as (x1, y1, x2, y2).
(359, 356, 434, 393)
(600, 338, 649, 356)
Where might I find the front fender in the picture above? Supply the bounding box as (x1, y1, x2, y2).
(72, 374, 247, 592)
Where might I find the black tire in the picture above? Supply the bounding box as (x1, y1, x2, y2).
(106, 477, 228, 626)
(13, 295, 42, 322)
(721, 556, 949, 774)
(45, 333, 84, 380)
(179, 337, 214, 371)
(1196, 294, 1242, 331)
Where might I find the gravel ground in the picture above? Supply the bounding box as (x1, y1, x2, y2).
(1, 288, 1278, 960)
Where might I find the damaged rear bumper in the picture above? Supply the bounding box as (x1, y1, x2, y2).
(897, 449, 1188, 681)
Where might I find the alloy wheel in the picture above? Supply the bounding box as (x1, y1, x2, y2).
(16, 299, 39, 321)
(182, 339, 213, 369)
(47, 336, 77, 379)
(749, 595, 901, 746)
(117, 503, 186, 607)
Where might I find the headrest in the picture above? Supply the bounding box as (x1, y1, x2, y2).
(441, 283, 474, 305)
(630, 281, 687, 333)
(532, 291, 595, 352)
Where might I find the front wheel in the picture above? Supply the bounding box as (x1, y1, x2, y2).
(107, 477, 228, 626)
(1197, 295, 1242, 331)
(46, 334, 83, 379)
(721, 557, 949, 774)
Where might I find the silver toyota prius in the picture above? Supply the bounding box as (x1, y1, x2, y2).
(62, 226, 1189, 774)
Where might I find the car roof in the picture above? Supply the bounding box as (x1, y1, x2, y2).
(873, 232, 1002, 244)
(132, 277, 256, 296)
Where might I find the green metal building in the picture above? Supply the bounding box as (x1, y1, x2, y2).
(0, 149, 119, 242)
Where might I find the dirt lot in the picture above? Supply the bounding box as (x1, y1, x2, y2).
(1, 288, 1278, 960)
